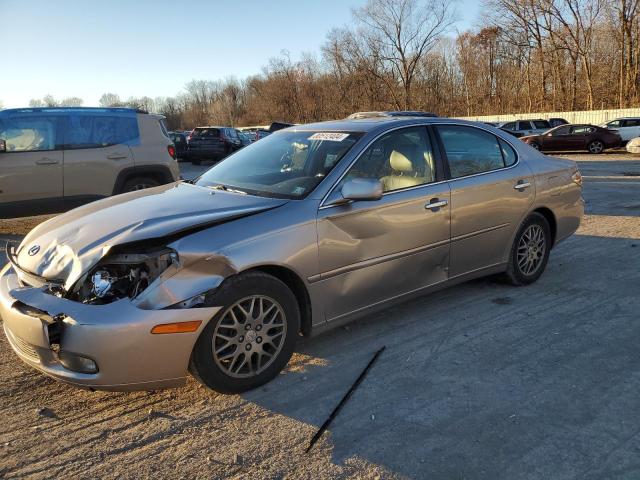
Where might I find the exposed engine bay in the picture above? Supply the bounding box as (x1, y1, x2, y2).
(68, 247, 178, 304)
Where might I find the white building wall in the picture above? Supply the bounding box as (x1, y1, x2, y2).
(458, 108, 640, 125)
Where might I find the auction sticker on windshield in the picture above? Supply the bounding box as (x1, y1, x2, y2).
(308, 132, 350, 142)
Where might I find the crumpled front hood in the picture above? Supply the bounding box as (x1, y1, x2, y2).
(15, 182, 288, 289)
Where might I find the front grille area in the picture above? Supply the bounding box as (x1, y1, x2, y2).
(6, 327, 40, 362)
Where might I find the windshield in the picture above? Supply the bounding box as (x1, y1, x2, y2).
(196, 130, 363, 199)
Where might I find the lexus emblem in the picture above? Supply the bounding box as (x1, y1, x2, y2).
(28, 245, 40, 256)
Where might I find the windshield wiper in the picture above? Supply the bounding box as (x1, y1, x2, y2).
(209, 184, 247, 195)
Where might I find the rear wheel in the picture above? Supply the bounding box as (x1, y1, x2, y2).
(588, 140, 604, 154)
(504, 213, 551, 286)
(122, 176, 160, 192)
(190, 271, 299, 394)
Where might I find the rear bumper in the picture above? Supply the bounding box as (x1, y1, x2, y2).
(187, 147, 225, 158)
(0, 264, 220, 391)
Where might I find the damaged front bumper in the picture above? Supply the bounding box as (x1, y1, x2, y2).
(0, 263, 220, 391)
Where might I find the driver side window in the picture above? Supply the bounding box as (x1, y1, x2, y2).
(337, 127, 435, 194)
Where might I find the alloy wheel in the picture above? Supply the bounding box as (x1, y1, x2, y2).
(516, 224, 546, 276)
(212, 295, 287, 378)
(129, 182, 153, 191)
(589, 141, 603, 154)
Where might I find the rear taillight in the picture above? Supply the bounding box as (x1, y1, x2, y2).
(168, 144, 176, 159)
(571, 170, 583, 187)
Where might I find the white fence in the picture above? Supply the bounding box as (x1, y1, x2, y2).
(458, 108, 640, 125)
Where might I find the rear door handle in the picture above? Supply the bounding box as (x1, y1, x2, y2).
(514, 181, 531, 191)
(425, 198, 448, 211)
(35, 157, 59, 165)
(107, 152, 127, 160)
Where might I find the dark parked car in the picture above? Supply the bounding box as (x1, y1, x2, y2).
(243, 129, 271, 141)
(169, 131, 188, 160)
(237, 130, 252, 147)
(187, 126, 243, 165)
(268, 122, 295, 132)
(549, 117, 569, 127)
(521, 124, 622, 154)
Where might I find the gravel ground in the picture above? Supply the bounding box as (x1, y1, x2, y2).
(0, 154, 639, 479)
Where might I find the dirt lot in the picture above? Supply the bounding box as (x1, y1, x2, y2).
(1, 154, 639, 479)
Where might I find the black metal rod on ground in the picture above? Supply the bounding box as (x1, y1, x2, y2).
(306, 346, 386, 453)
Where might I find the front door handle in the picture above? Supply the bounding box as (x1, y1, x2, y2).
(35, 157, 59, 165)
(425, 198, 448, 211)
(514, 181, 531, 191)
(107, 152, 127, 160)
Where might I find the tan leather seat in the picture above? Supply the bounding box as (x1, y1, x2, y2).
(380, 150, 425, 191)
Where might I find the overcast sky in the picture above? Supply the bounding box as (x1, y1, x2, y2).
(0, 0, 481, 108)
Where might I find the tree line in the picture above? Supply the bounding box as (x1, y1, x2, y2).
(22, 0, 640, 129)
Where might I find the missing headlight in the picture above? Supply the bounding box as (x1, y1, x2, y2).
(71, 248, 178, 304)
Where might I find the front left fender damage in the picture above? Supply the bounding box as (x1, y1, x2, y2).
(134, 252, 238, 309)
(1, 265, 221, 390)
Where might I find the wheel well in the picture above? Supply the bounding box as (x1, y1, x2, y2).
(113, 166, 173, 194)
(533, 207, 557, 245)
(250, 265, 312, 337)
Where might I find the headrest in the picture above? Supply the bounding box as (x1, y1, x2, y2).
(390, 150, 413, 172)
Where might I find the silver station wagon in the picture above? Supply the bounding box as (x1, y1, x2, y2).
(1, 117, 584, 393)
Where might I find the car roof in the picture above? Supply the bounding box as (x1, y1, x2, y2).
(283, 116, 490, 133)
(0, 107, 146, 115)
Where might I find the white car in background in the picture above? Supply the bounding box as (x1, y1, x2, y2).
(625, 137, 640, 153)
(601, 118, 640, 142)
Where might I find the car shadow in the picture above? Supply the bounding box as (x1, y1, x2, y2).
(241, 232, 640, 478)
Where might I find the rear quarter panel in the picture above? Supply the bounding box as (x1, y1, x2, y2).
(526, 152, 583, 244)
(129, 114, 179, 180)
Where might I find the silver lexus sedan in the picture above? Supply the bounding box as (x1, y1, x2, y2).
(1, 117, 584, 393)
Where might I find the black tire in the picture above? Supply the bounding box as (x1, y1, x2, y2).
(121, 176, 160, 193)
(190, 271, 299, 394)
(528, 142, 540, 151)
(588, 140, 604, 154)
(504, 212, 551, 286)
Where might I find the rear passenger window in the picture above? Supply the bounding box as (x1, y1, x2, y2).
(437, 125, 507, 178)
(498, 138, 517, 167)
(0, 115, 60, 152)
(193, 128, 220, 138)
(533, 121, 550, 129)
(517, 121, 532, 130)
(65, 114, 139, 149)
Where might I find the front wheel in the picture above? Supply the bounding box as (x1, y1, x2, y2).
(504, 213, 551, 286)
(528, 142, 540, 151)
(190, 271, 299, 393)
(588, 140, 604, 154)
(122, 176, 160, 192)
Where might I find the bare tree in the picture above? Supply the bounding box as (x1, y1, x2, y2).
(99, 93, 123, 107)
(352, 0, 457, 109)
(60, 97, 84, 107)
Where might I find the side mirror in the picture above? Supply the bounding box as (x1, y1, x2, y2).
(327, 178, 383, 206)
(0, 139, 5, 153)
